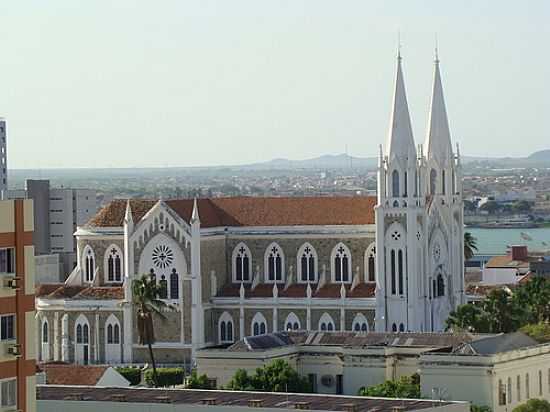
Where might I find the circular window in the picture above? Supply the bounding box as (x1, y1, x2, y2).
(152, 245, 174, 269)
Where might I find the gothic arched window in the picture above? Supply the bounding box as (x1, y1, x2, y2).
(319, 313, 335, 332)
(352, 314, 369, 332)
(170, 269, 179, 299)
(285, 313, 301, 331)
(392, 170, 400, 198)
(251, 313, 267, 337)
(398, 250, 404, 295)
(390, 250, 396, 295)
(392, 323, 397, 332)
(442, 170, 446, 195)
(159, 275, 168, 299)
(265, 243, 284, 282)
(42, 320, 48, 344)
(298, 243, 317, 283)
(219, 312, 234, 343)
(399, 323, 405, 332)
(437, 273, 445, 297)
(233, 243, 252, 282)
(332, 243, 351, 283)
(107, 324, 114, 344)
(430, 169, 437, 195)
(83, 246, 95, 283)
(105, 245, 123, 282)
(113, 324, 120, 344)
(365, 244, 376, 283)
(404, 171, 408, 197)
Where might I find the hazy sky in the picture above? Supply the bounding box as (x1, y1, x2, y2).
(1, 1, 549, 169)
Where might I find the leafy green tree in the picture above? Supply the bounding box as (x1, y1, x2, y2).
(445, 303, 489, 332)
(132, 275, 173, 387)
(479, 201, 501, 214)
(464, 232, 478, 261)
(514, 276, 550, 324)
(186, 370, 212, 389)
(225, 360, 311, 393)
(358, 374, 420, 399)
(513, 398, 550, 412)
(483, 289, 520, 333)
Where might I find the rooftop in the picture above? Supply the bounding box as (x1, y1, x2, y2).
(37, 385, 461, 412)
(36, 284, 124, 300)
(219, 331, 478, 353)
(87, 196, 376, 228)
(41, 364, 109, 386)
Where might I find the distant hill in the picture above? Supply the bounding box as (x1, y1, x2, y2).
(527, 150, 550, 161)
(242, 154, 377, 170)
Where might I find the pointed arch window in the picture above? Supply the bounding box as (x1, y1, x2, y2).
(365, 244, 376, 283)
(233, 243, 252, 283)
(107, 324, 114, 344)
(83, 246, 95, 283)
(392, 170, 400, 198)
(219, 312, 234, 343)
(399, 323, 405, 332)
(404, 171, 408, 197)
(430, 169, 437, 195)
(265, 243, 284, 282)
(390, 250, 396, 295)
(392, 323, 397, 332)
(398, 250, 404, 295)
(319, 313, 335, 332)
(442, 170, 446, 195)
(159, 275, 168, 299)
(436, 273, 445, 297)
(352, 314, 369, 332)
(42, 320, 48, 344)
(298, 243, 317, 283)
(251, 312, 267, 336)
(332, 243, 351, 283)
(285, 313, 301, 331)
(105, 245, 123, 282)
(170, 269, 179, 299)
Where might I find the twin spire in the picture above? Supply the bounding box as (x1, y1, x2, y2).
(386, 48, 453, 165)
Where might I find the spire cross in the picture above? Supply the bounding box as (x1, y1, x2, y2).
(397, 31, 402, 60)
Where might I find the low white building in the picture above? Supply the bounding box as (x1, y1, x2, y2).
(197, 331, 550, 411)
(421, 332, 550, 412)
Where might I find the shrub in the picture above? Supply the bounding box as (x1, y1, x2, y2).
(115, 367, 141, 386)
(144, 367, 184, 387)
(186, 370, 212, 389)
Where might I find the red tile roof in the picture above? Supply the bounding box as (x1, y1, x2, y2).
(216, 282, 375, 299)
(485, 255, 530, 269)
(43, 364, 108, 386)
(36, 284, 124, 300)
(86, 196, 376, 228)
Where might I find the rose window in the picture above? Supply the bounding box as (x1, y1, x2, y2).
(152, 245, 174, 269)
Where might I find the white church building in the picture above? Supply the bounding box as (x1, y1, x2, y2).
(35, 52, 464, 366)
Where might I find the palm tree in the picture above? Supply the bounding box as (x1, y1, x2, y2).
(464, 232, 478, 261)
(132, 274, 172, 387)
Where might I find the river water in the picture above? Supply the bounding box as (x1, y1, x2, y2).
(468, 227, 550, 255)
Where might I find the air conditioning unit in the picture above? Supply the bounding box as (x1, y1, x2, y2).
(7, 344, 22, 357)
(2, 276, 20, 289)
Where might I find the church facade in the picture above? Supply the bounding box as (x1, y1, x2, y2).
(35, 54, 464, 366)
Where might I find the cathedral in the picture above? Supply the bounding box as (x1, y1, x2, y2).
(35, 52, 464, 366)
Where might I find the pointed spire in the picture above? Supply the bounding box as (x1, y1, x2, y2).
(124, 200, 133, 224)
(386, 51, 416, 163)
(425, 52, 453, 166)
(191, 198, 200, 224)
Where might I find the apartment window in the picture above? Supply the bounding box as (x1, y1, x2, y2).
(0, 248, 15, 274)
(0, 378, 16, 408)
(0, 315, 15, 341)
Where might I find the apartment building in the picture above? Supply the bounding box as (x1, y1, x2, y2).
(8, 180, 97, 279)
(0, 199, 36, 412)
(0, 119, 7, 198)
